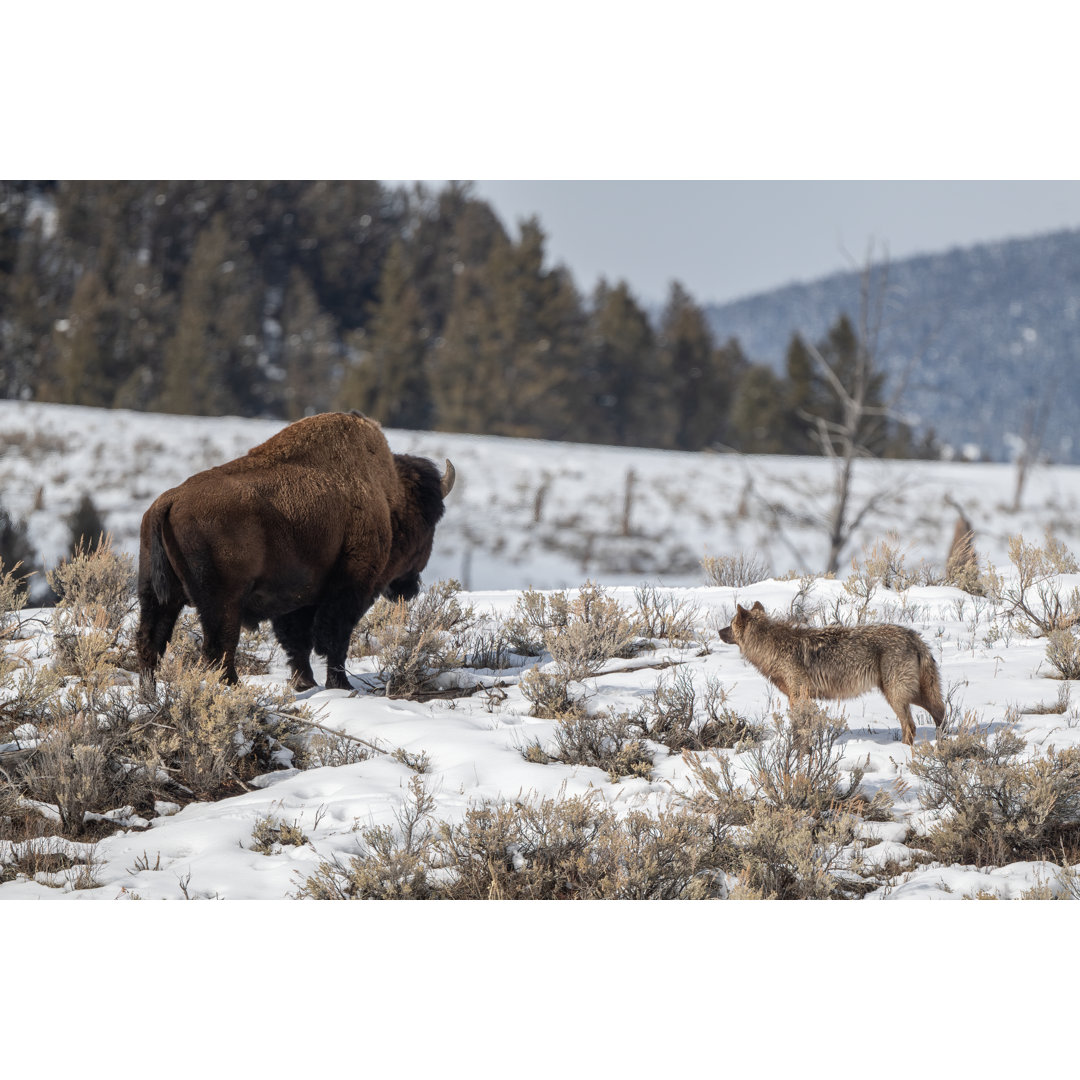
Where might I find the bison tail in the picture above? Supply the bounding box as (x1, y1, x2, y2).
(150, 508, 175, 605)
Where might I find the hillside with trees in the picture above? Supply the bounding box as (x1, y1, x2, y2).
(0, 180, 924, 459)
(705, 228, 1080, 463)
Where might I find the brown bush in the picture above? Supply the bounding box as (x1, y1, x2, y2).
(357, 580, 476, 698)
(909, 716, 1080, 865)
(300, 784, 731, 900)
(522, 706, 654, 781)
(702, 552, 770, 588)
(630, 669, 763, 754)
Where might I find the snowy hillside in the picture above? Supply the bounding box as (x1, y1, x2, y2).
(3, 400, 1080, 590)
(2, 402, 1080, 901)
(705, 227, 1080, 464)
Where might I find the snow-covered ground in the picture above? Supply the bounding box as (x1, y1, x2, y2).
(2, 401, 1080, 901)
(4, 399, 1080, 589)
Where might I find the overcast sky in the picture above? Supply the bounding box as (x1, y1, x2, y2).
(470, 181, 1080, 307)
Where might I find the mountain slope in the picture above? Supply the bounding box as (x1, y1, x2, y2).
(705, 228, 1080, 463)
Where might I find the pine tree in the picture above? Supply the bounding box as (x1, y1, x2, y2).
(66, 493, 107, 556)
(338, 240, 432, 429)
(658, 281, 739, 450)
(729, 363, 787, 453)
(584, 279, 666, 447)
(431, 219, 586, 440)
(780, 332, 822, 454)
(280, 267, 340, 419)
(156, 214, 260, 416)
(406, 182, 508, 340)
(48, 270, 121, 407)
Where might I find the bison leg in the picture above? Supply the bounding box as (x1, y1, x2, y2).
(136, 588, 185, 697)
(272, 607, 318, 691)
(313, 590, 371, 691)
(197, 602, 243, 684)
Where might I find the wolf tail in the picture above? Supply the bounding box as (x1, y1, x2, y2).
(917, 640, 946, 729)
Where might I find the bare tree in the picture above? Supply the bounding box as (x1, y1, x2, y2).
(800, 250, 919, 575)
(1010, 391, 1052, 513)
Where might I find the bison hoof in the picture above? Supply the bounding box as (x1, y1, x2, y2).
(289, 672, 317, 692)
(325, 670, 352, 691)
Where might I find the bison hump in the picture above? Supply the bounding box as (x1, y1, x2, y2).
(247, 412, 393, 472)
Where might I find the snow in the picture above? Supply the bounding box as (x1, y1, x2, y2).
(2, 401, 1080, 910)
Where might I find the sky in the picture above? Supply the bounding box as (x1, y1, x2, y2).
(471, 181, 1080, 307)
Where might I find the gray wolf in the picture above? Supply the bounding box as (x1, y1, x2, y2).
(136, 410, 455, 692)
(718, 601, 945, 745)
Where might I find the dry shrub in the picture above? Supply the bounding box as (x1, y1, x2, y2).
(1038, 533, 1080, 575)
(0, 562, 32, 642)
(682, 706, 883, 899)
(748, 701, 886, 816)
(1002, 533, 1080, 635)
(520, 583, 640, 726)
(363, 580, 475, 698)
(544, 582, 639, 679)
(522, 707, 654, 781)
(18, 703, 146, 836)
(728, 803, 860, 900)
(1045, 627, 1080, 680)
(301, 767, 889, 901)
(462, 628, 513, 670)
(297, 774, 436, 899)
(301, 781, 730, 900)
(847, 535, 918, 594)
(518, 665, 584, 720)
(436, 794, 727, 899)
(250, 814, 308, 854)
(347, 596, 403, 658)
(630, 669, 763, 754)
(844, 537, 921, 623)
(909, 717, 1080, 865)
(702, 552, 770, 588)
(140, 650, 307, 800)
(12, 656, 307, 834)
(164, 611, 274, 676)
(686, 701, 889, 822)
(0, 659, 62, 742)
(48, 536, 137, 677)
(502, 588, 570, 656)
(633, 584, 699, 644)
(786, 574, 829, 624)
(48, 535, 135, 630)
(306, 727, 373, 768)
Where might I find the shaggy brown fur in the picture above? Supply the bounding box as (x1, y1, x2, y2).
(718, 602, 945, 746)
(136, 411, 455, 692)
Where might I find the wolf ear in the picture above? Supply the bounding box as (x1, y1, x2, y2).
(736, 603, 748, 616)
(751, 601, 765, 613)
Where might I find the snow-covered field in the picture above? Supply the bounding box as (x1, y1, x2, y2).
(2, 400, 1080, 902)
(4, 400, 1080, 589)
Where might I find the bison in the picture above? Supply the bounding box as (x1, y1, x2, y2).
(136, 410, 455, 693)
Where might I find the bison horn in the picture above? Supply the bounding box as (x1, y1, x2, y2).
(441, 459, 456, 497)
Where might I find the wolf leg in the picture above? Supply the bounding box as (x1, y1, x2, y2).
(887, 698, 916, 745)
